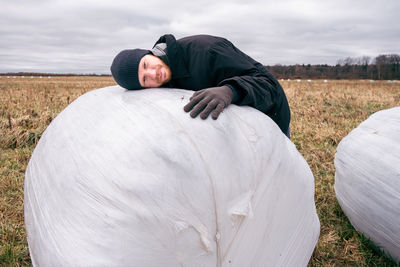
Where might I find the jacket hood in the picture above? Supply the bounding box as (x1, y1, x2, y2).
(153, 34, 190, 80)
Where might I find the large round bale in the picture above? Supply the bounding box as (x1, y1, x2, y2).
(335, 107, 400, 262)
(25, 85, 320, 266)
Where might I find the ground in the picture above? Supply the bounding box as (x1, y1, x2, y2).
(0, 76, 399, 266)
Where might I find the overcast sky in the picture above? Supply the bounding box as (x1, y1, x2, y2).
(1, 0, 399, 74)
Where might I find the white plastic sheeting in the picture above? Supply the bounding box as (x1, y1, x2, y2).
(25, 86, 320, 267)
(335, 107, 400, 262)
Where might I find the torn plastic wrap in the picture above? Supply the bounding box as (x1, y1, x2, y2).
(25, 86, 320, 266)
(335, 107, 400, 262)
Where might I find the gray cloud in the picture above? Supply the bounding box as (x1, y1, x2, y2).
(1, 0, 399, 73)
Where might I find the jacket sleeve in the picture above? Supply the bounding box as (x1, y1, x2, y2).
(209, 43, 284, 114)
(219, 73, 283, 114)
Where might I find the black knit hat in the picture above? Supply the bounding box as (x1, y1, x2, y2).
(110, 49, 150, 90)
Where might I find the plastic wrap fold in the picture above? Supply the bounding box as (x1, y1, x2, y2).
(335, 107, 400, 262)
(25, 86, 320, 266)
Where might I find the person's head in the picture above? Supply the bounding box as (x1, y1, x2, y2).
(110, 49, 171, 90)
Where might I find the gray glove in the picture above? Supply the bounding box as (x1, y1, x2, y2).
(183, 85, 234, 120)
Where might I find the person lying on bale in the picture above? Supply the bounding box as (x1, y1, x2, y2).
(110, 34, 291, 138)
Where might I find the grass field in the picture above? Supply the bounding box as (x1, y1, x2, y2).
(1, 76, 399, 266)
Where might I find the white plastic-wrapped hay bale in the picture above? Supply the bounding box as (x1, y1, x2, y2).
(335, 107, 400, 262)
(25, 85, 320, 267)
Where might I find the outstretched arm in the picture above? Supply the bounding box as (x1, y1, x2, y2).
(181, 37, 290, 133)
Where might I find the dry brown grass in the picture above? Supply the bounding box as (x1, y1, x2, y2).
(0, 76, 115, 266)
(283, 80, 400, 266)
(1, 77, 399, 266)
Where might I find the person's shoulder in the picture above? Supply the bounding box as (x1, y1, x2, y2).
(177, 34, 231, 49)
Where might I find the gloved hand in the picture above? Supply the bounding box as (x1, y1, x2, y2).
(183, 85, 234, 120)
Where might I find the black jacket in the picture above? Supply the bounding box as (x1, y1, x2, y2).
(153, 34, 290, 134)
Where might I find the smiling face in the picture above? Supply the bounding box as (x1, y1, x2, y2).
(138, 54, 172, 88)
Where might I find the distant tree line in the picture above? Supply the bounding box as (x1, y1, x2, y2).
(2, 54, 399, 80)
(266, 54, 400, 80)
